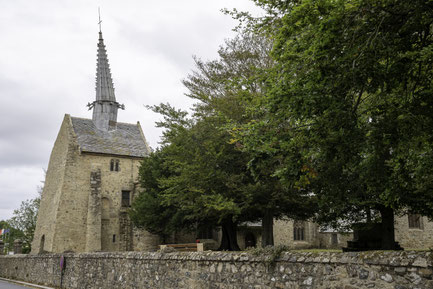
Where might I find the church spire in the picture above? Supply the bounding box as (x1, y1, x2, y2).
(87, 11, 124, 131)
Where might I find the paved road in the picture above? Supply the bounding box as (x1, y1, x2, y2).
(0, 280, 37, 289)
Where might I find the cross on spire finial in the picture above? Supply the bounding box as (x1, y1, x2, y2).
(98, 7, 102, 32)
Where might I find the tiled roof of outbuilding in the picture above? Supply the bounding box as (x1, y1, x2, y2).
(70, 117, 149, 158)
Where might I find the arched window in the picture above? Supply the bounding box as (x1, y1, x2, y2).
(39, 235, 45, 253)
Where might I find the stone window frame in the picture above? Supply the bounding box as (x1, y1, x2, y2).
(110, 159, 120, 172)
(121, 190, 131, 207)
(293, 221, 305, 241)
(408, 214, 423, 230)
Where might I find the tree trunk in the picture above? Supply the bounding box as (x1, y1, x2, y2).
(261, 209, 274, 247)
(379, 206, 396, 250)
(218, 217, 240, 251)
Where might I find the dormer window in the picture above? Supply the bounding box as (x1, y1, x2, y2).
(110, 159, 120, 172)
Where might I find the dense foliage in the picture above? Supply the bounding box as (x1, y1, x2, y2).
(231, 0, 433, 249)
(132, 0, 433, 250)
(130, 33, 317, 250)
(1, 195, 40, 254)
(8, 197, 40, 253)
(131, 103, 251, 250)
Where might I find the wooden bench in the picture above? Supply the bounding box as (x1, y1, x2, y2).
(159, 243, 204, 252)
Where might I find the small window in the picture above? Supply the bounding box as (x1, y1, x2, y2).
(294, 221, 305, 241)
(408, 214, 422, 229)
(113, 234, 116, 243)
(121, 191, 130, 207)
(39, 235, 45, 253)
(110, 159, 120, 172)
(331, 233, 338, 245)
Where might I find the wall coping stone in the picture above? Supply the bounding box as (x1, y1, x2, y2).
(4, 250, 431, 268)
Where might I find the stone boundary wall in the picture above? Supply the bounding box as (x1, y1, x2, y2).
(0, 251, 432, 289)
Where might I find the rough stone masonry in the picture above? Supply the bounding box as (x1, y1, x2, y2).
(0, 251, 432, 288)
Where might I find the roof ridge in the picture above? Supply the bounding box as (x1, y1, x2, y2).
(70, 116, 138, 126)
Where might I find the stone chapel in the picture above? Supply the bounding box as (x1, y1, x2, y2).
(31, 29, 158, 253)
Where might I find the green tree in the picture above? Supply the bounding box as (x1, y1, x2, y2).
(130, 149, 186, 243)
(183, 32, 316, 247)
(0, 220, 18, 254)
(131, 103, 251, 250)
(235, 0, 433, 249)
(183, 32, 277, 247)
(8, 197, 40, 253)
(131, 31, 318, 249)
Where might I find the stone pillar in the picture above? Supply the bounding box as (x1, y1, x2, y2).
(13, 239, 23, 254)
(0, 240, 4, 255)
(85, 167, 102, 252)
(119, 211, 133, 251)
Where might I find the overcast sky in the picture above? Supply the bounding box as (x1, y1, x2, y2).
(0, 0, 262, 221)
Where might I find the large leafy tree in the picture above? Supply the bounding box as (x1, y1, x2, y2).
(183, 32, 316, 247)
(236, 0, 433, 249)
(129, 149, 182, 243)
(131, 103, 251, 250)
(132, 32, 317, 249)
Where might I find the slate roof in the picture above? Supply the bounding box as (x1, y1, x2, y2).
(70, 117, 149, 158)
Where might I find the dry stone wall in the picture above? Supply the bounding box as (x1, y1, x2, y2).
(1, 251, 432, 289)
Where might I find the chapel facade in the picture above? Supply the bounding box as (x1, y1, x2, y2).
(31, 29, 159, 253)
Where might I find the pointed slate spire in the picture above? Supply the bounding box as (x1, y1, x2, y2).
(95, 31, 116, 103)
(87, 20, 124, 131)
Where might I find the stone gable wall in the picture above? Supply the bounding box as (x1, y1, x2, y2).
(1, 251, 432, 289)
